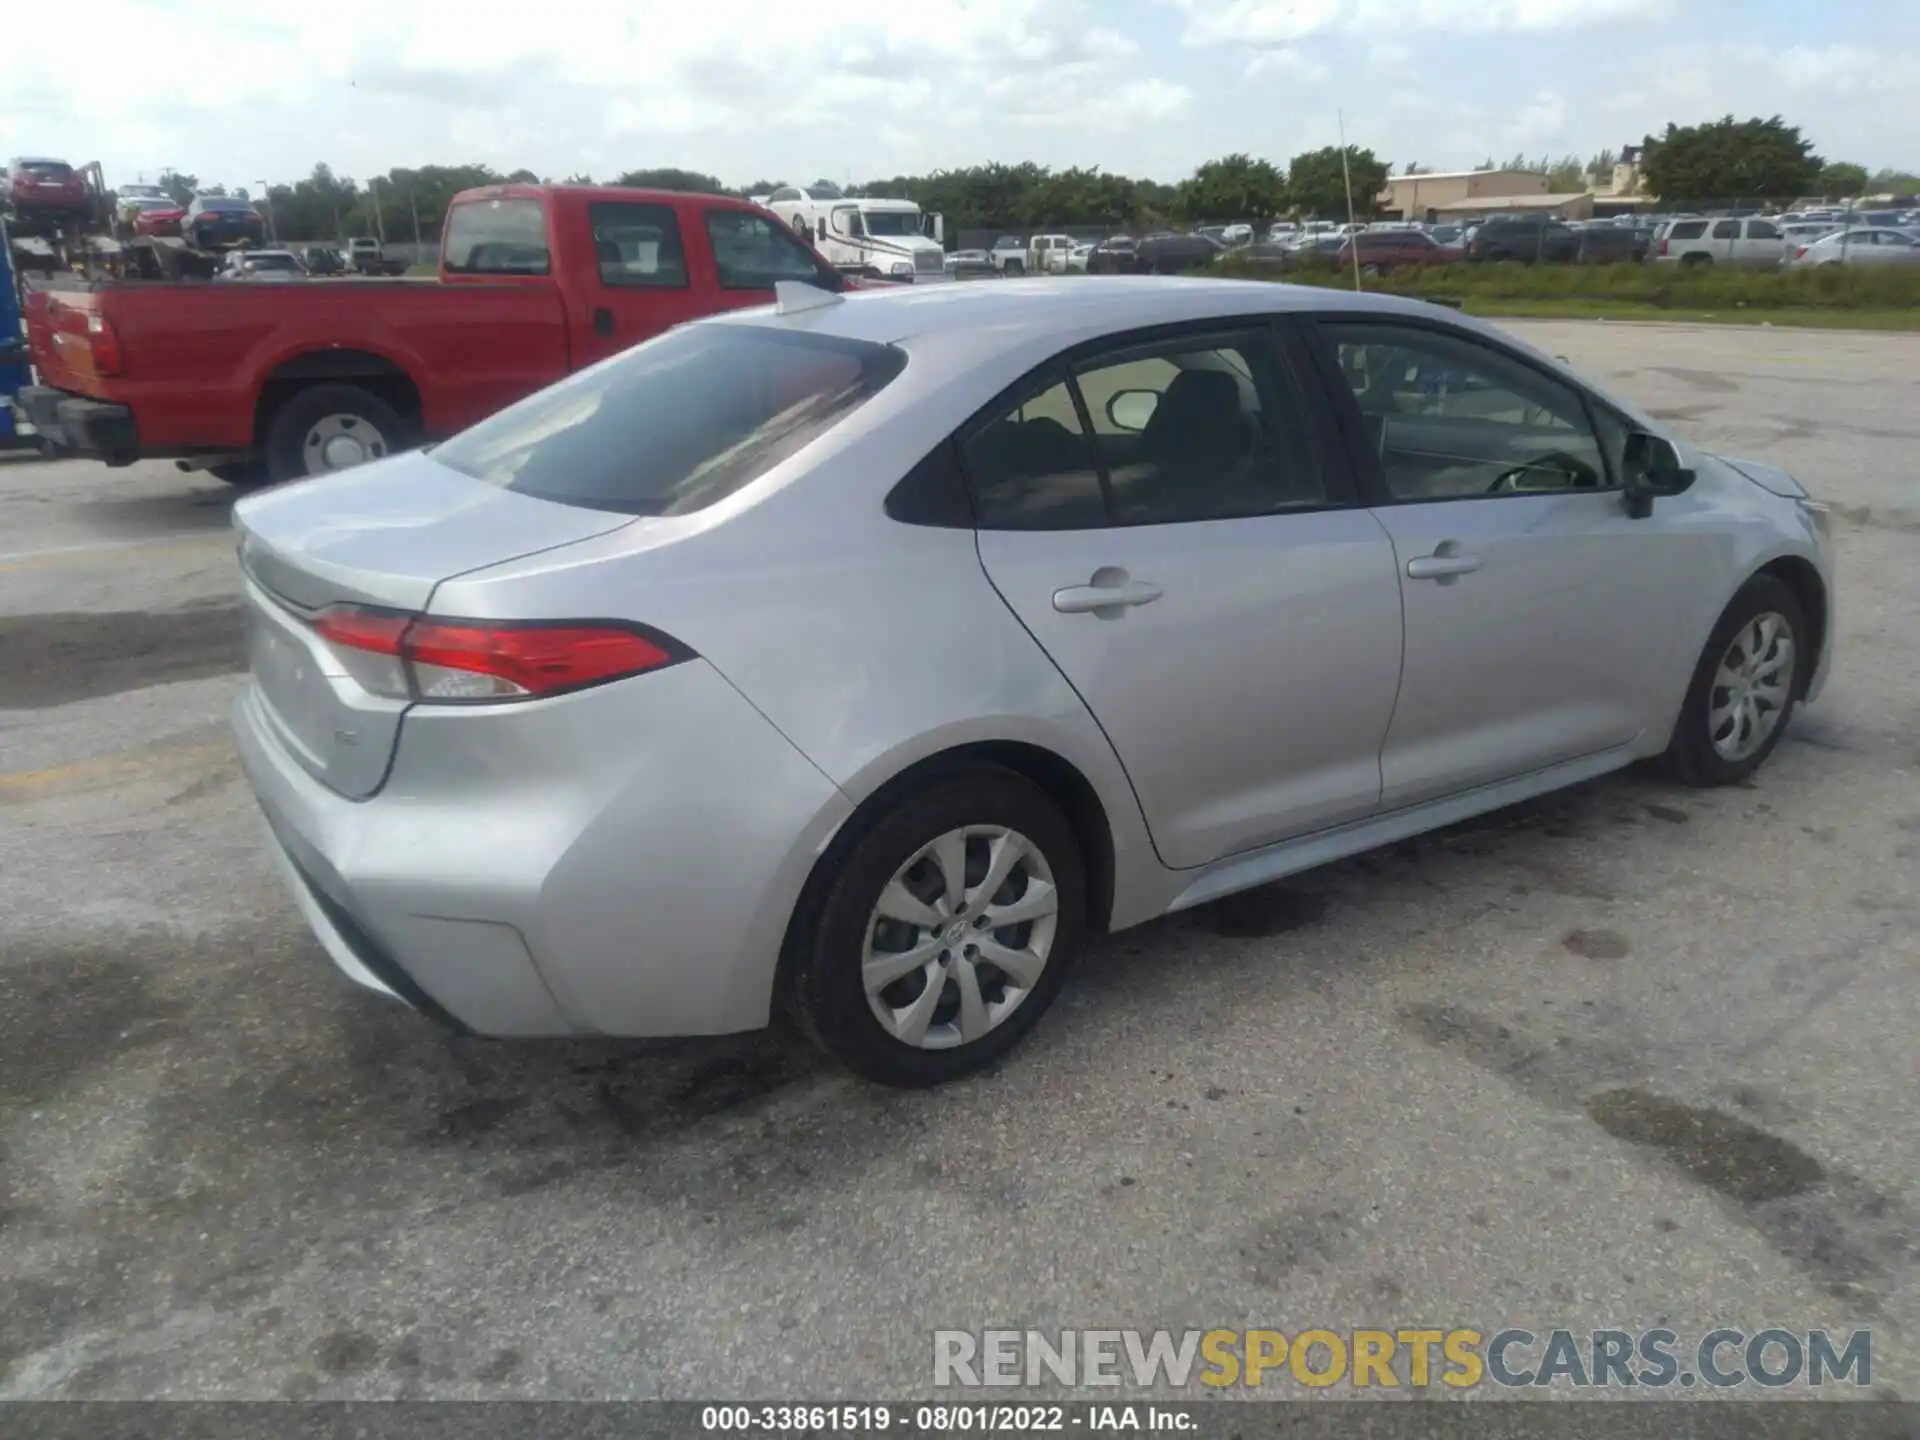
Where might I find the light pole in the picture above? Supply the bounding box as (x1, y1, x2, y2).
(369, 177, 386, 244)
(256, 182, 276, 243)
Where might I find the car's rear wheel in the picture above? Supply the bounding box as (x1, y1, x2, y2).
(791, 768, 1086, 1087)
(1680, 251, 1712, 267)
(263, 383, 410, 482)
(1663, 574, 1807, 787)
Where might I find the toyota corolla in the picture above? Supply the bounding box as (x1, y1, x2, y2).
(231, 277, 1834, 1086)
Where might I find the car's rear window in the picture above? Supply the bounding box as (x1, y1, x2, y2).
(21, 162, 74, 179)
(444, 198, 551, 275)
(432, 325, 906, 516)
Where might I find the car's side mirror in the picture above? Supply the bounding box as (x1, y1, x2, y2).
(1106, 390, 1160, 432)
(1621, 430, 1694, 518)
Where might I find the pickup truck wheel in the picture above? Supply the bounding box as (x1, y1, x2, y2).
(264, 384, 410, 482)
(1004, 259, 1024, 276)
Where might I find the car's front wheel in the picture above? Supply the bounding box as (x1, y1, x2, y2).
(1663, 574, 1808, 786)
(791, 768, 1086, 1086)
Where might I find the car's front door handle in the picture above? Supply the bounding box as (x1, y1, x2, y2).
(1406, 552, 1484, 580)
(1053, 574, 1164, 615)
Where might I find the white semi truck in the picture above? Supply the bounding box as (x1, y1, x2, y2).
(757, 182, 947, 283)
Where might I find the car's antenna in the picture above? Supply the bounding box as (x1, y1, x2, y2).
(1339, 110, 1363, 293)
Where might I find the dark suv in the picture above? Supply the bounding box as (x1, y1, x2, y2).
(1465, 216, 1581, 264)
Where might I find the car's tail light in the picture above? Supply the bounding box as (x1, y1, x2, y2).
(313, 606, 686, 703)
(85, 312, 123, 375)
(1658, 237, 1669, 256)
(1795, 246, 1809, 259)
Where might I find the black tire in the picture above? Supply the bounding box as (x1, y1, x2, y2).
(1662, 574, 1808, 788)
(790, 768, 1087, 1087)
(1680, 251, 1711, 267)
(1005, 259, 1024, 276)
(262, 383, 411, 483)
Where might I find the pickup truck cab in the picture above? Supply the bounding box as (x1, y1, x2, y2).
(1027, 233, 1076, 274)
(20, 184, 851, 483)
(990, 235, 1029, 274)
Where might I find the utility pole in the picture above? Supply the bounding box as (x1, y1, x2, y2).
(370, 178, 386, 243)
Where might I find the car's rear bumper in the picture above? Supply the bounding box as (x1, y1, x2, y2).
(231, 657, 853, 1038)
(17, 385, 139, 461)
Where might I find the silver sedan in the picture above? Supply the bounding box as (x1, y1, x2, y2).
(1784, 227, 1920, 266)
(232, 278, 1835, 1085)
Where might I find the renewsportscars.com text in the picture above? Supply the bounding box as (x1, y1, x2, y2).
(933, 1327, 1872, 1390)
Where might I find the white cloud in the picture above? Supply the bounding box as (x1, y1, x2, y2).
(1244, 48, 1332, 84)
(2, 0, 1183, 185)
(1170, 0, 1667, 46)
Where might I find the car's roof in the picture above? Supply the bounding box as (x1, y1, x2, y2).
(711, 275, 1475, 354)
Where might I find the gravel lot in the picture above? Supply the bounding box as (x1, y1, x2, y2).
(1, 320, 1915, 1403)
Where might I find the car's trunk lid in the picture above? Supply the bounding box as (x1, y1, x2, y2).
(234, 452, 635, 797)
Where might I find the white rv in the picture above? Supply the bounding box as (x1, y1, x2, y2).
(758, 182, 947, 282)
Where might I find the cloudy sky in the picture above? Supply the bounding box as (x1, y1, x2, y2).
(7, 0, 1916, 192)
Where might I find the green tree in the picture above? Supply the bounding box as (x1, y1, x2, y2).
(1817, 161, 1868, 199)
(1587, 147, 1618, 178)
(1286, 145, 1389, 221)
(614, 167, 729, 193)
(158, 170, 199, 205)
(1640, 115, 1821, 204)
(1869, 168, 1919, 192)
(1546, 155, 1586, 192)
(1170, 154, 1288, 223)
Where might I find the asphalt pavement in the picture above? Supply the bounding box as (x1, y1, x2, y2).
(1, 321, 1915, 1402)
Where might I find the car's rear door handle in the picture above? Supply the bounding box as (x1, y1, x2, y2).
(1053, 572, 1164, 615)
(1406, 551, 1484, 580)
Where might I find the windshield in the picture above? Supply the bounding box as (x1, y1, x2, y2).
(862, 211, 922, 238)
(21, 162, 74, 179)
(201, 198, 253, 212)
(444, 197, 550, 274)
(433, 325, 905, 517)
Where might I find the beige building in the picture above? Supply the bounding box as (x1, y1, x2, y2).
(1430, 191, 1597, 221)
(1377, 168, 1548, 221)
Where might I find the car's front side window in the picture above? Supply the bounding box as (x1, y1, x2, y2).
(703, 209, 833, 290)
(1322, 322, 1611, 501)
(1070, 333, 1327, 523)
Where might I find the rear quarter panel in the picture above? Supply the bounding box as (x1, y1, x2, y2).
(425, 341, 1173, 933)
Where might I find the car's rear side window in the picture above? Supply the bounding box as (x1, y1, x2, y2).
(432, 326, 904, 516)
(589, 201, 687, 288)
(444, 198, 551, 275)
(1668, 221, 1707, 240)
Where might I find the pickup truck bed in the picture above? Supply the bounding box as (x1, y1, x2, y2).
(20, 183, 856, 482)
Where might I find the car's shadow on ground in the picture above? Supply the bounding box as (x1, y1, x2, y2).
(63, 484, 238, 538)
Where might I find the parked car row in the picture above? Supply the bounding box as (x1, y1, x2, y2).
(1654, 211, 1920, 268)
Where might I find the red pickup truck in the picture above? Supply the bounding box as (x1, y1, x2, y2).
(20, 184, 855, 483)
